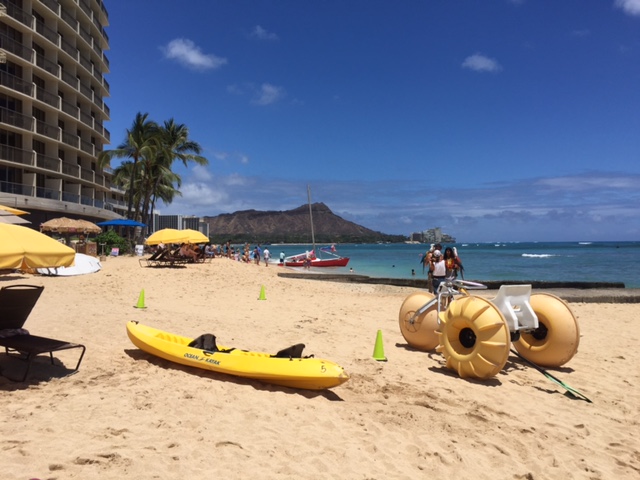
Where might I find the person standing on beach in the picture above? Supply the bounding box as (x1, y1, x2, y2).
(421, 244, 434, 292)
(430, 249, 446, 292)
(279, 251, 286, 265)
(444, 247, 464, 280)
(263, 247, 270, 266)
(254, 246, 261, 265)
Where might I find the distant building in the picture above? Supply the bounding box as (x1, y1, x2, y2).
(0, 0, 126, 226)
(410, 227, 456, 244)
(151, 213, 209, 237)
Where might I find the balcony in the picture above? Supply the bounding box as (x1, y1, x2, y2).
(0, 69, 33, 96)
(0, 107, 34, 130)
(35, 86, 60, 109)
(0, 33, 33, 62)
(0, 145, 35, 166)
(2, 2, 31, 27)
(36, 153, 60, 172)
(34, 52, 58, 76)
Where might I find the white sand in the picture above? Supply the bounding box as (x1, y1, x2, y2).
(1, 255, 639, 479)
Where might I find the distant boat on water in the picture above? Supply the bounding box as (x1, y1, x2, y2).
(280, 186, 349, 268)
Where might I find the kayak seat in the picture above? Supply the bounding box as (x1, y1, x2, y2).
(188, 333, 218, 352)
(273, 343, 306, 359)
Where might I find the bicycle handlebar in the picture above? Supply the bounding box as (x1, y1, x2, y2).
(450, 279, 487, 290)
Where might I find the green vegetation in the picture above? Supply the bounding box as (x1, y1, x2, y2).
(94, 230, 130, 255)
(99, 112, 207, 231)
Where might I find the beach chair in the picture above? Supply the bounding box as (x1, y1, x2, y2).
(148, 249, 188, 267)
(139, 248, 165, 267)
(0, 284, 86, 382)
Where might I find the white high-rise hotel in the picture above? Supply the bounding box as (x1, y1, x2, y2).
(0, 0, 124, 225)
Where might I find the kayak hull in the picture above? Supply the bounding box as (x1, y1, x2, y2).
(126, 321, 350, 390)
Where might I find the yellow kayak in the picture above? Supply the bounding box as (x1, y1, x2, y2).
(126, 321, 350, 390)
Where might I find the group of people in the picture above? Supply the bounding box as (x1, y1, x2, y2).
(154, 242, 204, 262)
(154, 241, 276, 266)
(215, 242, 272, 266)
(421, 243, 464, 293)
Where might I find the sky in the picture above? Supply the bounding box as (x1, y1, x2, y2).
(103, 0, 640, 242)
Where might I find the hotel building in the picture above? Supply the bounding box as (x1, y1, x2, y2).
(0, 0, 125, 226)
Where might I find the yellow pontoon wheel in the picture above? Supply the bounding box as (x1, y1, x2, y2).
(398, 292, 439, 351)
(436, 296, 510, 379)
(514, 293, 579, 367)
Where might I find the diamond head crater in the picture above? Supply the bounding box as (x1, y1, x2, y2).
(203, 203, 406, 244)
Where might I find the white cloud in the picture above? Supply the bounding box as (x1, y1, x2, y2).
(615, 0, 640, 16)
(251, 83, 285, 106)
(178, 182, 226, 206)
(191, 165, 212, 181)
(461, 53, 503, 73)
(251, 25, 278, 41)
(157, 171, 640, 241)
(162, 39, 227, 70)
(224, 173, 251, 186)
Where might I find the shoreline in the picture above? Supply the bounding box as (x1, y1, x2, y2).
(277, 271, 640, 303)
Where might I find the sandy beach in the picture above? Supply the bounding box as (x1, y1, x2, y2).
(1, 255, 639, 479)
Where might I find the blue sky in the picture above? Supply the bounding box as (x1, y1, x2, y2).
(104, 0, 640, 242)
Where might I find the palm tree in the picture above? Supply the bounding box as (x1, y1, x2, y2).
(98, 112, 159, 220)
(99, 114, 208, 236)
(143, 119, 208, 224)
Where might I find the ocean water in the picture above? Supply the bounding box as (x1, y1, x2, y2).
(274, 242, 640, 288)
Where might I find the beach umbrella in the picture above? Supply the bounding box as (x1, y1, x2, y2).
(40, 217, 78, 233)
(145, 228, 189, 246)
(97, 219, 146, 227)
(0, 224, 76, 270)
(182, 229, 209, 244)
(40, 217, 101, 234)
(74, 219, 102, 234)
(0, 204, 31, 225)
(0, 204, 29, 215)
(0, 210, 31, 225)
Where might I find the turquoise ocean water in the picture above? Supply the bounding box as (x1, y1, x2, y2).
(273, 242, 640, 288)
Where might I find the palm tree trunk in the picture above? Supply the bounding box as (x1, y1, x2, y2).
(126, 157, 138, 219)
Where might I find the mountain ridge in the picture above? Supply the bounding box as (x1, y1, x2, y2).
(203, 203, 405, 243)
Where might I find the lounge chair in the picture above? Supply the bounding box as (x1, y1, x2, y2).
(139, 248, 166, 267)
(0, 284, 86, 382)
(147, 250, 189, 267)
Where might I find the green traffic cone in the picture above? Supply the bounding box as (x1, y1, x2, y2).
(258, 285, 266, 300)
(135, 289, 147, 309)
(373, 329, 387, 361)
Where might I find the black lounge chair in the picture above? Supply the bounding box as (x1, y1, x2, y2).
(150, 248, 190, 267)
(139, 248, 167, 267)
(0, 284, 86, 382)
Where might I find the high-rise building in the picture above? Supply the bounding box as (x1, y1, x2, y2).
(0, 0, 124, 225)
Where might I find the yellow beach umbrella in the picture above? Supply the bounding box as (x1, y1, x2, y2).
(0, 224, 76, 270)
(0, 204, 29, 215)
(145, 228, 189, 246)
(0, 210, 31, 225)
(182, 229, 209, 244)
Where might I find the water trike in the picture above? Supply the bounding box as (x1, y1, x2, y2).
(399, 279, 580, 379)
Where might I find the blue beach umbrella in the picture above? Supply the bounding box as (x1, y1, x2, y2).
(97, 219, 146, 227)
